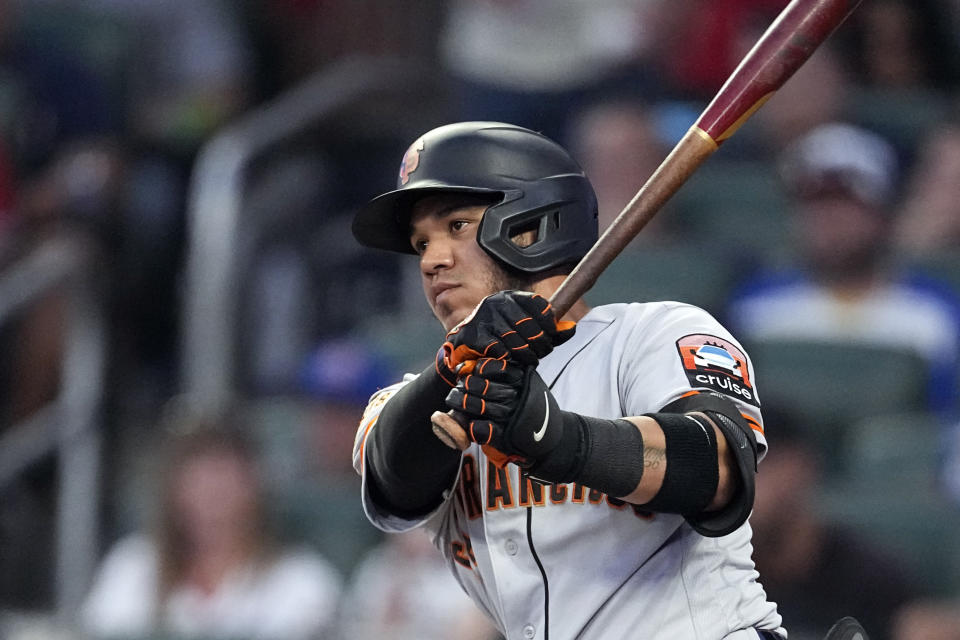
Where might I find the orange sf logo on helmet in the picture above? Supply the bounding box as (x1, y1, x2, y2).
(399, 138, 424, 185)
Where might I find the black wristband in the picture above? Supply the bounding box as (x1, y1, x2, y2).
(577, 417, 646, 499)
(659, 392, 758, 536)
(529, 414, 644, 500)
(641, 413, 719, 517)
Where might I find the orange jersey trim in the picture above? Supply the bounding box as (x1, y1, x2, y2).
(359, 415, 379, 471)
(671, 390, 765, 435)
(742, 413, 764, 435)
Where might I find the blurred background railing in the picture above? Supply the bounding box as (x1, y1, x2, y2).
(0, 235, 105, 620)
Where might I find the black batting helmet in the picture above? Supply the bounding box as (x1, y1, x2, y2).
(352, 122, 598, 274)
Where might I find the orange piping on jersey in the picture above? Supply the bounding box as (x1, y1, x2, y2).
(672, 390, 765, 434)
(359, 415, 379, 470)
(741, 413, 764, 435)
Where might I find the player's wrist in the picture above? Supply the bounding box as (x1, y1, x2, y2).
(522, 408, 586, 483)
(529, 414, 645, 498)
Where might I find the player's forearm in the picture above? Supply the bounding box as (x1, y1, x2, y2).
(527, 409, 742, 532)
(367, 364, 462, 515)
(619, 415, 737, 510)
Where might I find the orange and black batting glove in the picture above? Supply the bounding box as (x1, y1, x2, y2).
(445, 357, 578, 478)
(442, 291, 575, 375)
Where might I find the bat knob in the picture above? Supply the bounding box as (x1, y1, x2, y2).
(431, 411, 470, 451)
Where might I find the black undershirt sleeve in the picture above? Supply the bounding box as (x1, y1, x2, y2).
(365, 364, 463, 517)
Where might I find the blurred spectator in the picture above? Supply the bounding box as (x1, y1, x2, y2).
(751, 408, 919, 640)
(337, 530, 499, 640)
(0, 0, 126, 608)
(82, 418, 342, 640)
(248, 0, 445, 96)
(566, 97, 672, 236)
(299, 338, 397, 478)
(84, 0, 253, 402)
(43, 0, 254, 154)
(438, 0, 658, 143)
(755, 44, 850, 152)
(726, 122, 960, 414)
(841, 0, 960, 91)
(892, 599, 960, 640)
(0, 1, 121, 182)
(894, 120, 960, 254)
(654, 0, 783, 100)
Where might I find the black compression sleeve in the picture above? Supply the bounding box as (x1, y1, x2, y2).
(366, 364, 462, 516)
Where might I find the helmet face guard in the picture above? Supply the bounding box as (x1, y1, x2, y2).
(353, 122, 598, 274)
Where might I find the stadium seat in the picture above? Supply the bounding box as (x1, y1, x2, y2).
(845, 87, 949, 156)
(747, 340, 929, 470)
(822, 413, 956, 596)
(585, 245, 737, 315)
(843, 412, 944, 488)
(817, 483, 960, 597)
(899, 249, 960, 299)
(669, 160, 793, 263)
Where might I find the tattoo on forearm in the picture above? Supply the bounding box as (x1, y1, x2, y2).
(644, 447, 666, 469)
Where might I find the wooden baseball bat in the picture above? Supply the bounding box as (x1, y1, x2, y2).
(432, 0, 864, 452)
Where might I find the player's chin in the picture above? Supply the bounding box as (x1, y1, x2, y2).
(431, 294, 474, 331)
(430, 299, 458, 332)
(441, 304, 480, 333)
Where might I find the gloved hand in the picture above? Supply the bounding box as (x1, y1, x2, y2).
(442, 291, 575, 375)
(445, 358, 582, 480)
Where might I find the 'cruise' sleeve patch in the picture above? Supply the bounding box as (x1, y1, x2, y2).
(675, 334, 759, 407)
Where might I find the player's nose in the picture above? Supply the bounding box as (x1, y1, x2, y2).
(420, 238, 454, 274)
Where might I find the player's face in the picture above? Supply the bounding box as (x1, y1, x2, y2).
(410, 194, 524, 331)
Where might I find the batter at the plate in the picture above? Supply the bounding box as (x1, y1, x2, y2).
(351, 122, 784, 640)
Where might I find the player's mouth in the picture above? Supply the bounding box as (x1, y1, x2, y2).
(432, 282, 459, 305)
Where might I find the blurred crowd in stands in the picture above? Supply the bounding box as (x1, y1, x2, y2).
(1, 0, 960, 638)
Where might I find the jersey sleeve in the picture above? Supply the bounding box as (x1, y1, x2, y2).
(617, 302, 768, 458)
(352, 374, 458, 533)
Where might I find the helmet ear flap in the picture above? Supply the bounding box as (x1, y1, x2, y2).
(503, 214, 548, 250)
(477, 175, 597, 274)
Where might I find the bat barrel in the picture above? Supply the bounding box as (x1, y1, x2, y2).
(550, 0, 862, 318)
(697, 0, 862, 143)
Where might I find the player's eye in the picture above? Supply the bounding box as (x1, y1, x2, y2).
(450, 219, 470, 233)
(411, 238, 428, 254)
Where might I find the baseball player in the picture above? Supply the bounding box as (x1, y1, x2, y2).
(351, 122, 785, 639)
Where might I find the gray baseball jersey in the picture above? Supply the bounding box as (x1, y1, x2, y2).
(353, 302, 785, 640)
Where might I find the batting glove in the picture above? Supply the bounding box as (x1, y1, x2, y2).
(445, 358, 582, 481)
(442, 291, 575, 374)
